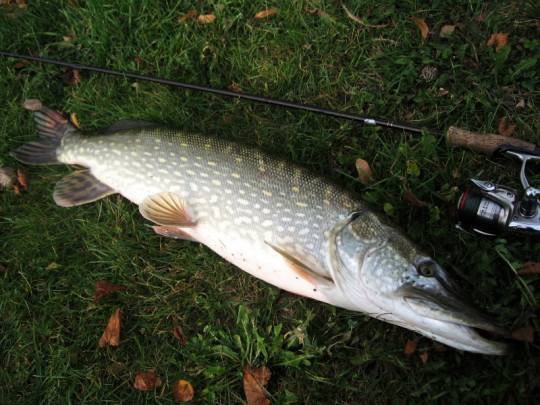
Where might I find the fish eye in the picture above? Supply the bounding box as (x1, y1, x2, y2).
(417, 261, 436, 277)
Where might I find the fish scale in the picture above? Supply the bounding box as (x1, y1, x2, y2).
(10, 106, 509, 355)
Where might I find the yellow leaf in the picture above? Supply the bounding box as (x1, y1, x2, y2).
(197, 14, 216, 24)
(254, 8, 277, 19)
(173, 379, 195, 402)
(409, 17, 429, 38)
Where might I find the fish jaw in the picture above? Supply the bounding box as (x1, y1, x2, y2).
(326, 211, 509, 355)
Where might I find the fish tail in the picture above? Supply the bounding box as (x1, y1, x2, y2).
(10, 106, 78, 165)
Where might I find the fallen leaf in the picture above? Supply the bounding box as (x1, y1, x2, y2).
(173, 324, 188, 345)
(475, 12, 488, 22)
(342, 4, 388, 28)
(463, 58, 479, 69)
(99, 308, 121, 347)
(13, 60, 30, 69)
(70, 113, 81, 129)
(403, 188, 428, 207)
(94, 279, 127, 300)
(107, 362, 126, 373)
(517, 262, 540, 276)
(314, 9, 335, 22)
(0, 165, 17, 188)
(355, 158, 373, 183)
(228, 82, 242, 92)
(177, 9, 197, 23)
(487, 33, 508, 52)
(0, 264, 5, 273)
(404, 337, 419, 354)
(16, 0, 26, 10)
(419, 352, 429, 364)
(17, 168, 28, 190)
(65, 68, 82, 86)
(439, 25, 455, 38)
(45, 262, 61, 270)
(134, 372, 162, 391)
(243, 366, 271, 405)
(13, 184, 20, 195)
(516, 99, 525, 109)
(197, 14, 216, 24)
(173, 379, 195, 402)
(511, 326, 534, 343)
(497, 117, 516, 137)
(134, 56, 143, 70)
(409, 17, 429, 39)
(22, 99, 42, 111)
(254, 8, 277, 19)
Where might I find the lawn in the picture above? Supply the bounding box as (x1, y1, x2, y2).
(1, 0, 539, 403)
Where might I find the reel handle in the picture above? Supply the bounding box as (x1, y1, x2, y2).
(446, 126, 539, 156)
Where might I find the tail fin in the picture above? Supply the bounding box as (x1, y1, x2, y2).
(10, 106, 79, 165)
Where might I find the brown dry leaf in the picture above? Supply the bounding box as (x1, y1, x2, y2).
(13, 184, 20, 195)
(439, 25, 455, 38)
(177, 9, 197, 23)
(134, 56, 143, 70)
(342, 4, 388, 28)
(517, 262, 540, 276)
(404, 337, 419, 354)
(475, 12, 489, 22)
(511, 326, 534, 343)
(497, 117, 517, 137)
(173, 379, 195, 402)
(134, 372, 163, 391)
(94, 280, 127, 300)
(22, 99, 43, 111)
(419, 352, 429, 364)
(403, 188, 429, 208)
(65, 68, 82, 86)
(173, 324, 189, 345)
(17, 168, 28, 191)
(13, 60, 30, 69)
(243, 366, 271, 405)
(487, 33, 508, 52)
(228, 82, 242, 92)
(197, 14, 216, 24)
(463, 58, 479, 69)
(99, 308, 121, 347)
(355, 158, 373, 183)
(254, 8, 277, 19)
(409, 17, 429, 39)
(16, 0, 26, 9)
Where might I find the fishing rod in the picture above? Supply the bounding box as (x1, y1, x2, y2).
(1, 51, 539, 157)
(1, 51, 539, 237)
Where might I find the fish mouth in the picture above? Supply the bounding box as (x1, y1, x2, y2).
(399, 286, 509, 355)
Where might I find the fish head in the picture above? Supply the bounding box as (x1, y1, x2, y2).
(327, 211, 508, 355)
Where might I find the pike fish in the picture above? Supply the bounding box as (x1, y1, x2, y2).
(11, 106, 508, 355)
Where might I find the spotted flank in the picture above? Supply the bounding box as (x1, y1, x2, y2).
(11, 105, 509, 355)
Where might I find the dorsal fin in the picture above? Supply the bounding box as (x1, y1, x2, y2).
(103, 119, 160, 134)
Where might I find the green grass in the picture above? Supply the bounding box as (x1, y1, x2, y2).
(1, 0, 539, 403)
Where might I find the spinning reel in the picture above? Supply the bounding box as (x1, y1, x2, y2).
(457, 148, 540, 237)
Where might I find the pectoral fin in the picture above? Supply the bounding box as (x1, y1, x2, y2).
(53, 170, 116, 207)
(140, 192, 196, 227)
(266, 242, 334, 287)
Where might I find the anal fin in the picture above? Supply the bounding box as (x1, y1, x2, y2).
(53, 171, 116, 207)
(140, 192, 196, 227)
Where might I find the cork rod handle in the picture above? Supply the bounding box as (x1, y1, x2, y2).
(446, 126, 537, 155)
